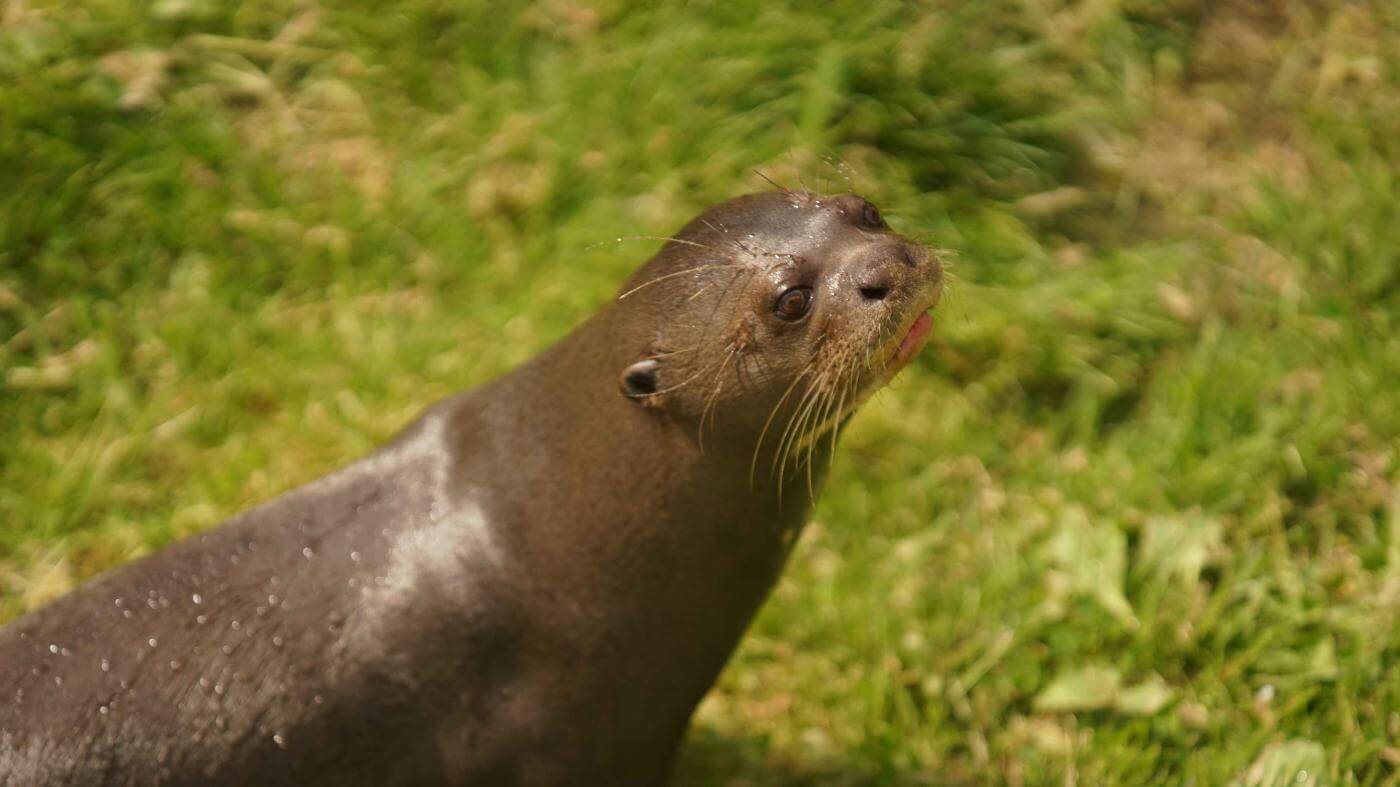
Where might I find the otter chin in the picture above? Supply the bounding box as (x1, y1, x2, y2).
(0, 190, 943, 786)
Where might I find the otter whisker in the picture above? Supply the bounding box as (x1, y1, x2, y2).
(697, 345, 738, 453)
(772, 369, 824, 475)
(698, 268, 752, 339)
(776, 366, 832, 486)
(685, 282, 716, 303)
(826, 361, 861, 471)
(801, 381, 838, 498)
(749, 365, 815, 487)
(771, 339, 834, 473)
(703, 218, 765, 261)
(617, 263, 748, 301)
(643, 356, 725, 397)
(699, 217, 806, 266)
(790, 152, 811, 195)
(586, 235, 720, 253)
(773, 369, 827, 499)
(752, 169, 786, 191)
(651, 343, 705, 359)
(808, 353, 853, 461)
(802, 358, 853, 494)
(822, 154, 859, 194)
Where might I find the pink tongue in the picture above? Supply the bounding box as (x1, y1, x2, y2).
(894, 313, 934, 367)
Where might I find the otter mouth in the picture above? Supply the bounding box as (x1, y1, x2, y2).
(892, 311, 934, 370)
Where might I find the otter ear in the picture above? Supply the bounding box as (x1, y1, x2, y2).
(619, 359, 661, 400)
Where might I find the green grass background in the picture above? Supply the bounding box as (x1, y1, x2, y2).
(2, 0, 1397, 783)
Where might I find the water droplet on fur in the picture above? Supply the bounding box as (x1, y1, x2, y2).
(349, 551, 361, 563)
(122, 610, 133, 619)
(169, 660, 182, 672)
(148, 638, 158, 648)
(272, 732, 286, 748)
(192, 593, 203, 605)
(302, 546, 314, 560)
(196, 615, 208, 625)
(114, 597, 124, 608)
(100, 659, 110, 672)
(48, 644, 58, 654)
(146, 598, 158, 610)
(221, 645, 233, 655)
(231, 620, 241, 631)
(99, 705, 109, 715)
(272, 636, 284, 648)
(214, 683, 225, 696)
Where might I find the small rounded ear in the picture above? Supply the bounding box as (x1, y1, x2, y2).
(619, 359, 661, 399)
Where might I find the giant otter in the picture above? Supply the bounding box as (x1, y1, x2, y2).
(0, 190, 943, 785)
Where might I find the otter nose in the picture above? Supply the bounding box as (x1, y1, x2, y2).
(855, 243, 923, 302)
(858, 281, 891, 302)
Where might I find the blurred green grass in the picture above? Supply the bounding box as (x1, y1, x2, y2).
(2, 0, 1397, 783)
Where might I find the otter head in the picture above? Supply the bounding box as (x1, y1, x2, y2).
(613, 190, 943, 477)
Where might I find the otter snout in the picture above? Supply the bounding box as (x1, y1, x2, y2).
(850, 240, 942, 307)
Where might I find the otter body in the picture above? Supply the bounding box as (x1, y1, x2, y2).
(0, 191, 942, 785)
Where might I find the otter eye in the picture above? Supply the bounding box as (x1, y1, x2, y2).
(774, 287, 813, 320)
(858, 202, 886, 230)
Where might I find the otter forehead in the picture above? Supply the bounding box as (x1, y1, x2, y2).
(683, 190, 889, 257)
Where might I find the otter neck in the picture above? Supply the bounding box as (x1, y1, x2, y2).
(451, 307, 830, 727)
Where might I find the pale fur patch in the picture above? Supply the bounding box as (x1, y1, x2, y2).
(377, 499, 501, 607)
(339, 411, 505, 655)
(0, 732, 53, 783)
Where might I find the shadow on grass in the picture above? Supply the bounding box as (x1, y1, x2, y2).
(674, 725, 968, 787)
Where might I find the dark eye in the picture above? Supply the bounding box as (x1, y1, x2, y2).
(858, 202, 886, 230)
(773, 287, 813, 320)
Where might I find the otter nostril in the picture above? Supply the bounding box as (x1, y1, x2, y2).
(900, 246, 920, 267)
(859, 285, 890, 302)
